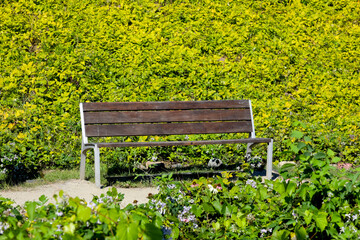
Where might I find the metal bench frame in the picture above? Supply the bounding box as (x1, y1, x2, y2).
(79, 100, 273, 187)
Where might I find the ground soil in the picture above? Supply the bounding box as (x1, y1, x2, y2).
(0, 179, 158, 207)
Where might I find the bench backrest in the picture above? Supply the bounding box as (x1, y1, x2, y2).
(80, 100, 256, 144)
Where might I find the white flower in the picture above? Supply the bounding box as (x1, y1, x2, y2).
(87, 201, 97, 210)
(182, 206, 191, 214)
(56, 225, 62, 232)
(208, 184, 218, 194)
(55, 211, 63, 217)
(167, 184, 176, 189)
(260, 229, 267, 237)
(246, 179, 257, 189)
(0, 222, 9, 235)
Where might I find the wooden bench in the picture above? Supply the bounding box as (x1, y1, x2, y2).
(79, 100, 273, 187)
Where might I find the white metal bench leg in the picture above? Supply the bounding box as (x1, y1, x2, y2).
(94, 145, 101, 188)
(80, 147, 86, 180)
(266, 139, 273, 180)
(245, 143, 252, 159)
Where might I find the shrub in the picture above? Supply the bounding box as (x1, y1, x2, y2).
(1, 132, 360, 239)
(0, 0, 359, 174)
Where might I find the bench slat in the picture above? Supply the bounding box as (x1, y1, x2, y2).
(92, 138, 272, 148)
(85, 121, 252, 137)
(82, 100, 250, 111)
(84, 109, 251, 124)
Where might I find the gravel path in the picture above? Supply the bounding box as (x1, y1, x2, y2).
(0, 179, 158, 207)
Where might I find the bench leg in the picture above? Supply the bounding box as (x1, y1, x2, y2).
(245, 143, 252, 160)
(80, 148, 86, 180)
(94, 145, 101, 188)
(266, 139, 273, 180)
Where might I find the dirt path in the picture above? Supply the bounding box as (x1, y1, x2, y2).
(0, 179, 158, 207)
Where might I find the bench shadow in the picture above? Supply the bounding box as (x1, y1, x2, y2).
(105, 163, 279, 187)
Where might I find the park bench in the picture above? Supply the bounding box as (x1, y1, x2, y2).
(79, 100, 273, 187)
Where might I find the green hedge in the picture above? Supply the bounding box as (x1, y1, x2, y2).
(0, 0, 359, 172)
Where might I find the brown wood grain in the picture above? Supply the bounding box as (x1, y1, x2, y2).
(82, 100, 250, 111)
(85, 121, 253, 137)
(84, 109, 251, 124)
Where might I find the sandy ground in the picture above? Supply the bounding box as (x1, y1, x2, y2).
(0, 179, 158, 207)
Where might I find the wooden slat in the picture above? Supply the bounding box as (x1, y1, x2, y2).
(85, 121, 252, 137)
(82, 100, 250, 111)
(94, 138, 272, 148)
(84, 109, 251, 124)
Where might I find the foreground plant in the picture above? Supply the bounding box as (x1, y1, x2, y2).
(152, 131, 360, 239)
(1, 131, 360, 239)
(0, 188, 163, 239)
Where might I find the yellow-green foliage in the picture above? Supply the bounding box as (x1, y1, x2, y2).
(0, 0, 359, 169)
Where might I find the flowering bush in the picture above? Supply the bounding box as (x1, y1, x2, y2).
(149, 132, 360, 239)
(0, 188, 164, 239)
(0, 152, 39, 184)
(1, 132, 360, 239)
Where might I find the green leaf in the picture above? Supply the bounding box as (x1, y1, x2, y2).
(59, 190, 64, 199)
(331, 212, 341, 223)
(109, 208, 121, 222)
(280, 163, 296, 174)
(116, 222, 139, 240)
(213, 222, 221, 230)
(286, 182, 297, 196)
(304, 136, 312, 143)
(203, 203, 215, 213)
(312, 159, 325, 167)
(258, 186, 268, 200)
(290, 130, 304, 139)
(314, 212, 328, 232)
(26, 202, 37, 221)
(290, 144, 299, 153)
(274, 181, 286, 195)
(171, 226, 180, 239)
(298, 185, 309, 201)
(314, 152, 326, 159)
(293, 121, 307, 128)
(83, 229, 94, 240)
(295, 226, 307, 240)
(292, 121, 300, 127)
(331, 157, 341, 163)
(224, 219, 231, 228)
(271, 230, 290, 240)
(142, 223, 162, 240)
(304, 210, 313, 225)
(77, 205, 91, 222)
(64, 223, 76, 235)
(297, 142, 307, 151)
(38, 195, 48, 204)
(327, 149, 335, 157)
(212, 200, 222, 213)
